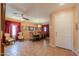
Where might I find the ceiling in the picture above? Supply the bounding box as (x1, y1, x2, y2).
(6, 3, 75, 24)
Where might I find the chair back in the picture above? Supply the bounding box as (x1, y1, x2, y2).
(4, 33, 11, 41)
(18, 32, 23, 39)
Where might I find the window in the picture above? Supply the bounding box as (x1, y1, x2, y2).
(44, 27, 47, 32)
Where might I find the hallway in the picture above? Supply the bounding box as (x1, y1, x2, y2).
(4, 39, 76, 56)
(0, 3, 79, 56)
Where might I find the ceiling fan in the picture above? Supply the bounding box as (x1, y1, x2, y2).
(21, 14, 30, 20)
(13, 12, 30, 20)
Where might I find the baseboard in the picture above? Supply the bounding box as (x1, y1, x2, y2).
(56, 46, 77, 56)
(49, 45, 79, 56)
(56, 46, 72, 51)
(73, 50, 79, 56)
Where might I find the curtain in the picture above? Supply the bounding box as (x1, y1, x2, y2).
(5, 20, 21, 40)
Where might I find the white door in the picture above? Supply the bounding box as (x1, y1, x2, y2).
(55, 11, 73, 50)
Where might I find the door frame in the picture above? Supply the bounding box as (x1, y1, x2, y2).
(0, 3, 6, 56)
